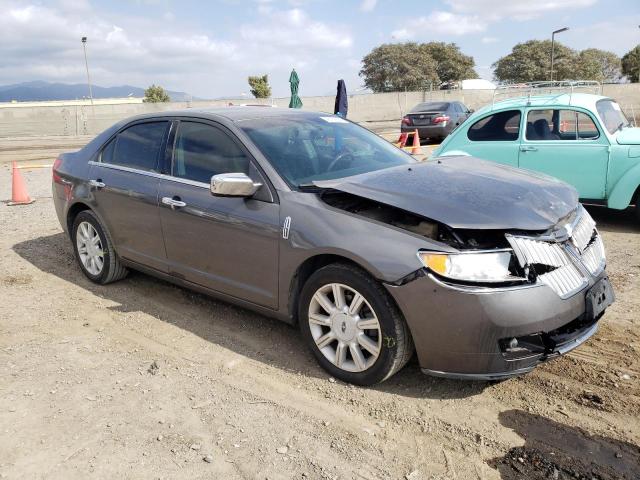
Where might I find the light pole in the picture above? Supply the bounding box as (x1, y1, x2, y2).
(81, 37, 94, 105)
(550, 27, 569, 82)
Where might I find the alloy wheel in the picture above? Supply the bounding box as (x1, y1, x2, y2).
(76, 221, 104, 276)
(308, 283, 382, 373)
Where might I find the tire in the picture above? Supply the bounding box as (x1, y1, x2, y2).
(71, 210, 128, 284)
(298, 263, 414, 385)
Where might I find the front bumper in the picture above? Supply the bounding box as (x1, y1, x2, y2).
(385, 270, 611, 380)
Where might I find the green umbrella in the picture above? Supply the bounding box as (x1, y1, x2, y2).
(288, 69, 303, 109)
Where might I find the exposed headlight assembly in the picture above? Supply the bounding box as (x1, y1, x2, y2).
(418, 250, 525, 284)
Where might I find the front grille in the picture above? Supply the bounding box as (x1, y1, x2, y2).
(506, 206, 605, 299)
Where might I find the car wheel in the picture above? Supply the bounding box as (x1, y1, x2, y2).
(72, 210, 128, 284)
(298, 263, 414, 385)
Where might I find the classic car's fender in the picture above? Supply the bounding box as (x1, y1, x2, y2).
(607, 161, 640, 209)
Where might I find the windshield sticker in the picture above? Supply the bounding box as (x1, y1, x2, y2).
(611, 103, 621, 111)
(320, 116, 349, 123)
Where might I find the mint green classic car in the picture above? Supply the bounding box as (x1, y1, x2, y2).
(433, 92, 640, 221)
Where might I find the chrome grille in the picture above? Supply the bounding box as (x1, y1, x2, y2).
(505, 207, 605, 299)
(507, 236, 587, 298)
(572, 207, 596, 252)
(582, 235, 606, 275)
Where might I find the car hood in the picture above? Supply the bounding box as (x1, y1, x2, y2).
(313, 156, 578, 230)
(616, 127, 640, 145)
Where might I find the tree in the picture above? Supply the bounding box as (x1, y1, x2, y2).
(247, 74, 272, 98)
(577, 48, 621, 83)
(422, 42, 477, 83)
(359, 43, 440, 92)
(493, 40, 578, 83)
(621, 45, 640, 83)
(143, 84, 170, 103)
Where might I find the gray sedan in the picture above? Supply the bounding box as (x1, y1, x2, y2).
(401, 101, 472, 142)
(52, 107, 613, 385)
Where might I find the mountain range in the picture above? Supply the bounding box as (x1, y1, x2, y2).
(0, 81, 196, 102)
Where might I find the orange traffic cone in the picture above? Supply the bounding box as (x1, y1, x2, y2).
(410, 129, 422, 155)
(8, 162, 34, 206)
(395, 132, 408, 148)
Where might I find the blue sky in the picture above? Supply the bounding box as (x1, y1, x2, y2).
(0, 0, 638, 98)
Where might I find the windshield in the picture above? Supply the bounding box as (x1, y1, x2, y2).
(596, 99, 630, 134)
(239, 115, 414, 188)
(411, 102, 449, 112)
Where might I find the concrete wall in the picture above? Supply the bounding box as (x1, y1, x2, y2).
(1, 84, 638, 138)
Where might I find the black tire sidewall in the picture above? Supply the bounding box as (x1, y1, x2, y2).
(72, 211, 112, 284)
(298, 264, 403, 386)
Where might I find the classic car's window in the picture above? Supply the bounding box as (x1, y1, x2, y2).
(240, 115, 413, 188)
(103, 122, 167, 172)
(172, 122, 249, 184)
(411, 102, 449, 112)
(526, 110, 599, 140)
(467, 110, 521, 141)
(596, 99, 630, 134)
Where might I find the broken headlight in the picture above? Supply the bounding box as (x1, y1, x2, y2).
(418, 250, 524, 284)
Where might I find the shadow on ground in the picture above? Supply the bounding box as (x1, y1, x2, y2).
(584, 205, 639, 234)
(488, 409, 640, 480)
(13, 232, 487, 400)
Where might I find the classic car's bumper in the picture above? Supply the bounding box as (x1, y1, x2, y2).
(385, 270, 612, 380)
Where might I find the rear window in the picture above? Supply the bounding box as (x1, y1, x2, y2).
(103, 122, 168, 172)
(411, 102, 449, 113)
(467, 110, 521, 141)
(596, 99, 629, 134)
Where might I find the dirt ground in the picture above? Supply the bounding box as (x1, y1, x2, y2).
(1, 157, 639, 480)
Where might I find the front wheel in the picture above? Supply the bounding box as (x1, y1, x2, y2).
(298, 263, 414, 385)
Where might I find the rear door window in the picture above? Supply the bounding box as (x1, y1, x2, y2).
(172, 121, 250, 184)
(467, 110, 521, 141)
(103, 122, 168, 172)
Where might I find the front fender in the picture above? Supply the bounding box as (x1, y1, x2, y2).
(607, 162, 640, 209)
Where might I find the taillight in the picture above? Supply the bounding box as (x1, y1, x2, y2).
(52, 157, 62, 183)
(402, 116, 412, 126)
(432, 116, 450, 124)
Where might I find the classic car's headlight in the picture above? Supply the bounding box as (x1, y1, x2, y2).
(418, 250, 522, 283)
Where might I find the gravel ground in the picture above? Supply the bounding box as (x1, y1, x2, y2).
(0, 159, 639, 480)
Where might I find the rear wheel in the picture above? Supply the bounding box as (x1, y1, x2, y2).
(298, 263, 414, 385)
(72, 210, 128, 284)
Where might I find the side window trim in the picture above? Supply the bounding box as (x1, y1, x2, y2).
(167, 119, 276, 203)
(97, 120, 170, 172)
(524, 108, 602, 142)
(466, 109, 522, 142)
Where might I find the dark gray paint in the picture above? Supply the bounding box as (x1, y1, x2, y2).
(52, 107, 607, 379)
(314, 156, 578, 230)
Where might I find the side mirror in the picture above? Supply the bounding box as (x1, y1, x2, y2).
(468, 109, 474, 114)
(210, 173, 262, 197)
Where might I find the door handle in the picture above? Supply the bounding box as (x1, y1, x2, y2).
(520, 145, 538, 152)
(89, 179, 106, 188)
(162, 196, 187, 208)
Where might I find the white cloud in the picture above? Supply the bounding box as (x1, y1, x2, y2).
(240, 8, 352, 50)
(0, 1, 354, 98)
(445, 0, 597, 21)
(360, 0, 377, 12)
(391, 10, 486, 40)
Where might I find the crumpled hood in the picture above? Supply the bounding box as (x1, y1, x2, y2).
(314, 156, 578, 230)
(616, 127, 640, 145)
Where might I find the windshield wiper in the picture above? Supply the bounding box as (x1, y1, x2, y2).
(298, 183, 323, 192)
(615, 122, 626, 132)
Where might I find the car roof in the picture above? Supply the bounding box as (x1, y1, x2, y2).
(477, 93, 610, 116)
(121, 106, 321, 124)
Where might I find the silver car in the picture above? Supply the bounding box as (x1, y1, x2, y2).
(52, 108, 614, 385)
